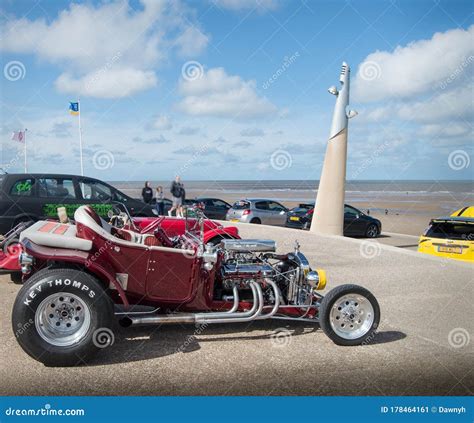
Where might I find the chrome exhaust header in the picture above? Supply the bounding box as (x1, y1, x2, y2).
(122, 281, 281, 327)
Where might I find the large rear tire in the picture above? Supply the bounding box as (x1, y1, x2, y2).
(319, 284, 380, 346)
(12, 268, 115, 366)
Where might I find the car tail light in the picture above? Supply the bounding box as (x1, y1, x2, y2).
(242, 209, 251, 216)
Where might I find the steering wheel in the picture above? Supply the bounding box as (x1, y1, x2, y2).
(108, 203, 139, 232)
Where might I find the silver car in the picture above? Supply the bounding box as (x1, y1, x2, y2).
(226, 199, 288, 226)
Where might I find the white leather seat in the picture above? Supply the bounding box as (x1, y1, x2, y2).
(20, 221, 93, 251)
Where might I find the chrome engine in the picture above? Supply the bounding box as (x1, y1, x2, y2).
(218, 239, 325, 306)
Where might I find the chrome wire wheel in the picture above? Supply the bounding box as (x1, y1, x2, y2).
(35, 292, 91, 347)
(329, 294, 374, 340)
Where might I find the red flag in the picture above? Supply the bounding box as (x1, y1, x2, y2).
(11, 131, 25, 143)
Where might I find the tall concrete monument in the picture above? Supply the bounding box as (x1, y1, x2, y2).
(310, 62, 357, 236)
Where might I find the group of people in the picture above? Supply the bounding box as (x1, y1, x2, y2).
(141, 176, 186, 217)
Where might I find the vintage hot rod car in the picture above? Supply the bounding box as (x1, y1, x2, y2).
(12, 205, 380, 366)
(1, 207, 239, 280)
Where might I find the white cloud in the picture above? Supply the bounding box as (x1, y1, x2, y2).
(240, 127, 265, 136)
(150, 115, 173, 130)
(1, 0, 209, 98)
(177, 67, 277, 118)
(353, 25, 474, 102)
(212, 0, 280, 12)
(55, 69, 157, 99)
(175, 27, 210, 57)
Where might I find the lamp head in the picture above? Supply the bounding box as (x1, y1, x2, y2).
(347, 110, 358, 119)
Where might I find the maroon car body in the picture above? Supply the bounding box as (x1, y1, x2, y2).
(1, 214, 239, 276)
(12, 205, 380, 366)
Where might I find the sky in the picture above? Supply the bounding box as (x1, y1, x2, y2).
(0, 0, 473, 181)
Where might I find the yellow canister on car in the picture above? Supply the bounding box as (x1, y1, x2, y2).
(314, 268, 327, 290)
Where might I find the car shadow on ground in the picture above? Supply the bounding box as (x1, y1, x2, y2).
(87, 320, 406, 366)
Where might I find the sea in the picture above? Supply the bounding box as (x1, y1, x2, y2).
(110, 180, 473, 215)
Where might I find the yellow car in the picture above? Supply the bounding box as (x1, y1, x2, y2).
(418, 216, 474, 262)
(451, 206, 474, 218)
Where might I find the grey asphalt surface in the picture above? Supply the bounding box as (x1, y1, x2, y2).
(0, 224, 472, 396)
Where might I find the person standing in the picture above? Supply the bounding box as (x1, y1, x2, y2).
(155, 186, 165, 215)
(169, 176, 184, 217)
(141, 181, 153, 204)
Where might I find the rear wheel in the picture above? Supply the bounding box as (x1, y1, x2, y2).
(319, 284, 380, 346)
(250, 218, 261, 224)
(12, 268, 114, 366)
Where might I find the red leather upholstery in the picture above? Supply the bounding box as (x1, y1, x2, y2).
(143, 235, 161, 246)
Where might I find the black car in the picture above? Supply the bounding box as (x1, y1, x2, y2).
(286, 203, 381, 238)
(187, 197, 232, 220)
(0, 173, 155, 234)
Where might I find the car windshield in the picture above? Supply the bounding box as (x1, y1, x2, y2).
(292, 207, 311, 213)
(425, 222, 473, 240)
(232, 200, 250, 210)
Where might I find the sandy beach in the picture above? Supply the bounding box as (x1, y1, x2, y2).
(112, 180, 473, 236)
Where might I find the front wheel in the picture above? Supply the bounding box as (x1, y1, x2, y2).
(12, 268, 115, 366)
(319, 284, 380, 346)
(365, 224, 379, 238)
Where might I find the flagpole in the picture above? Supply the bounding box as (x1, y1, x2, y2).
(24, 128, 27, 173)
(78, 99, 84, 176)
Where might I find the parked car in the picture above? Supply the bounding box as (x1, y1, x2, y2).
(451, 206, 474, 218)
(226, 199, 288, 225)
(12, 204, 380, 366)
(418, 216, 473, 262)
(0, 173, 155, 235)
(186, 198, 231, 220)
(286, 203, 381, 238)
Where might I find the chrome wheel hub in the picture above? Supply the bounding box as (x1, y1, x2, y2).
(329, 294, 374, 340)
(35, 292, 91, 347)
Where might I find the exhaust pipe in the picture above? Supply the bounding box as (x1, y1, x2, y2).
(122, 283, 269, 327)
